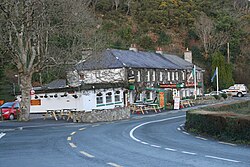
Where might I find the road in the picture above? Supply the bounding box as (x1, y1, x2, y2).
(0, 97, 250, 167)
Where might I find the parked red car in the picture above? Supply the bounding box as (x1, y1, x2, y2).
(0, 101, 20, 120)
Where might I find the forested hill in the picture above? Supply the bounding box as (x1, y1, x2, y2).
(0, 0, 249, 101)
(90, 0, 250, 88)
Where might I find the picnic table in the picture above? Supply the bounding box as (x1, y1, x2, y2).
(44, 108, 77, 121)
(130, 102, 162, 114)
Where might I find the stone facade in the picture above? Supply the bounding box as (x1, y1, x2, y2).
(74, 107, 130, 123)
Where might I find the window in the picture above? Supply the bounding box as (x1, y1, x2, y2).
(106, 92, 112, 103)
(172, 72, 175, 81)
(147, 71, 150, 82)
(115, 90, 121, 102)
(182, 71, 185, 81)
(175, 71, 178, 80)
(146, 91, 152, 100)
(152, 71, 155, 81)
(159, 72, 163, 81)
(137, 71, 141, 82)
(167, 72, 170, 81)
(96, 92, 103, 104)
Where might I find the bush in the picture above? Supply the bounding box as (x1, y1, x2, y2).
(186, 101, 250, 145)
(221, 93, 227, 99)
(212, 94, 221, 100)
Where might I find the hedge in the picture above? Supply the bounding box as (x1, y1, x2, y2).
(185, 100, 250, 144)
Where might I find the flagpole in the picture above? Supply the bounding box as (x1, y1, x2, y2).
(216, 67, 219, 95)
(194, 65, 197, 99)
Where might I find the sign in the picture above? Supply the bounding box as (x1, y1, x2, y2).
(129, 85, 135, 90)
(159, 92, 165, 108)
(0, 100, 4, 105)
(159, 84, 177, 88)
(30, 99, 41, 106)
(173, 97, 180, 110)
(185, 82, 202, 87)
(30, 89, 35, 95)
(185, 82, 198, 87)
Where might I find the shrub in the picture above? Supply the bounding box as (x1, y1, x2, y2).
(186, 101, 250, 145)
(221, 93, 227, 99)
(212, 94, 221, 100)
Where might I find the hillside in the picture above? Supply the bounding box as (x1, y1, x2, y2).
(0, 0, 249, 101)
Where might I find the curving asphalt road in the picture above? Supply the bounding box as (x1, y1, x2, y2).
(0, 97, 250, 167)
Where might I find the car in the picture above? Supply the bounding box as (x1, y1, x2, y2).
(221, 84, 248, 97)
(204, 91, 223, 96)
(0, 101, 20, 120)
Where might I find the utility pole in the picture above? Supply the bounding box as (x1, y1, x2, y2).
(227, 43, 230, 64)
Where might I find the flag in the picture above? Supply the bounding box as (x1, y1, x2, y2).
(211, 67, 217, 82)
(188, 66, 195, 81)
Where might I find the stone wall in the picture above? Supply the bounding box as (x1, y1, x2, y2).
(74, 107, 130, 123)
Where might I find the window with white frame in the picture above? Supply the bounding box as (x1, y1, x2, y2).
(137, 70, 141, 82)
(146, 91, 152, 100)
(106, 92, 112, 103)
(136, 93, 142, 101)
(175, 71, 178, 80)
(160, 72, 163, 81)
(115, 90, 121, 102)
(167, 72, 170, 81)
(182, 71, 185, 80)
(152, 71, 156, 81)
(172, 72, 175, 81)
(147, 70, 150, 82)
(96, 92, 103, 104)
(197, 71, 200, 80)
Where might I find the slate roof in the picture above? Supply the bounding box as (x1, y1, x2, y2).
(76, 49, 183, 70)
(43, 79, 67, 89)
(162, 53, 202, 70)
(75, 49, 203, 71)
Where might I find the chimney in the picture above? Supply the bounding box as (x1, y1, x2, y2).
(129, 44, 138, 52)
(184, 48, 192, 63)
(156, 47, 163, 55)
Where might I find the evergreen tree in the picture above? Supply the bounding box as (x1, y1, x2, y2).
(211, 52, 234, 89)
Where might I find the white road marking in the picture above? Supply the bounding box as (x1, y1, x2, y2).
(205, 155, 240, 163)
(129, 115, 185, 142)
(150, 144, 161, 148)
(71, 131, 76, 135)
(218, 141, 236, 146)
(67, 137, 72, 141)
(69, 142, 77, 148)
(177, 127, 181, 131)
(92, 124, 100, 127)
(140, 141, 149, 145)
(195, 136, 207, 140)
(180, 124, 184, 127)
(164, 148, 177, 152)
(80, 151, 95, 158)
(79, 128, 86, 131)
(107, 162, 123, 167)
(182, 132, 190, 135)
(0, 133, 6, 139)
(181, 151, 197, 155)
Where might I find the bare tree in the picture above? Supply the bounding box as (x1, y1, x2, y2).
(0, 0, 100, 121)
(233, 0, 249, 13)
(194, 13, 228, 59)
(126, 0, 132, 15)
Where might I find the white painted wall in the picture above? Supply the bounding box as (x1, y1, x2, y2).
(28, 88, 124, 113)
